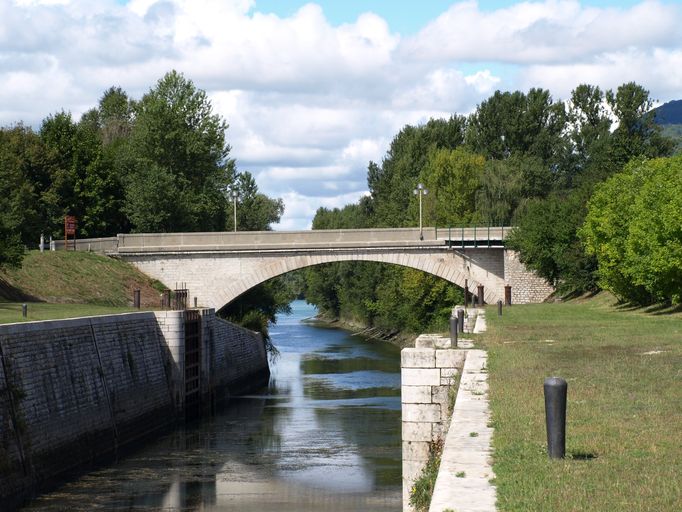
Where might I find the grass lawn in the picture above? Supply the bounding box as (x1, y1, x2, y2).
(0, 302, 143, 324)
(0, 250, 166, 308)
(482, 294, 682, 511)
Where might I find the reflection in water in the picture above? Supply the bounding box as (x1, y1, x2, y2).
(22, 300, 401, 511)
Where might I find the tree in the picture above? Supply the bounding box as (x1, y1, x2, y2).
(558, 84, 612, 188)
(420, 147, 484, 227)
(0, 125, 50, 247)
(606, 82, 674, 168)
(125, 70, 234, 232)
(368, 116, 466, 227)
(229, 172, 283, 231)
(507, 188, 597, 294)
(466, 88, 566, 165)
(581, 156, 682, 304)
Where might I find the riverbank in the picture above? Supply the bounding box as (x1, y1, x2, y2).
(305, 312, 422, 348)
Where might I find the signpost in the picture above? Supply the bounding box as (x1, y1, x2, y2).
(64, 215, 77, 250)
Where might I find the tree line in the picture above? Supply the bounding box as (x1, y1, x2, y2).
(0, 70, 283, 268)
(0, 70, 290, 337)
(301, 82, 679, 333)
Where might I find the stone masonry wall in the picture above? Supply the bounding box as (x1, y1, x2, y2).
(0, 310, 269, 508)
(504, 250, 554, 303)
(402, 344, 467, 511)
(0, 313, 174, 505)
(207, 311, 269, 395)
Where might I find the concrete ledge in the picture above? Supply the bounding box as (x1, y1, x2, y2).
(429, 349, 496, 512)
(401, 348, 436, 368)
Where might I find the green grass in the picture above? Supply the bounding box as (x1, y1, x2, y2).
(409, 438, 444, 512)
(482, 294, 682, 511)
(0, 302, 142, 324)
(0, 250, 166, 309)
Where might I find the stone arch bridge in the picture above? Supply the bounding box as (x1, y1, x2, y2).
(71, 227, 553, 310)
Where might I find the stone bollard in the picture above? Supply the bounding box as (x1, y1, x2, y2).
(544, 377, 568, 459)
(40, 233, 45, 253)
(449, 316, 458, 347)
(497, 300, 503, 316)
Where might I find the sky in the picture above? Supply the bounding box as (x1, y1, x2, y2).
(2, 0, 682, 230)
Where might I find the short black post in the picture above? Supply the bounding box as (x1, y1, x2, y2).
(449, 316, 458, 347)
(21, 304, 27, 318)
(464, 279, 469, 308)
(457, 308, 464, 333)
(497, 300, 503, 316)
(477, 284, 485, 305)
(544, 377, 567, 459)
(133, 289, 141, 309)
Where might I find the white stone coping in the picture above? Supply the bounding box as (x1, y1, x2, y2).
(429, 349, 496, 512)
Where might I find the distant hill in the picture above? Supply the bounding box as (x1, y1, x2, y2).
(652, 100, 682, 125)
(652, 100, 682, 154)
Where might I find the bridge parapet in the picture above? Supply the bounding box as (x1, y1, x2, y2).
(115, 227, 509, 253)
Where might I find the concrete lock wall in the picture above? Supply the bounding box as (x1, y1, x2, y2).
(401, 342, 467, 511)
(0, 310, 268, 507)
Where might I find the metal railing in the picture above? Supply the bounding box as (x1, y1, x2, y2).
(443, 225, 508, 249)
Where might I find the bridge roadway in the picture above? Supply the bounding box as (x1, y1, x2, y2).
(61, 227, 553, 309)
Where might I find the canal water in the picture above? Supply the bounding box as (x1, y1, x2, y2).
(22, 300, 402, 511)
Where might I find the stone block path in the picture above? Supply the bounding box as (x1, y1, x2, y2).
(429, 349, 496, 512)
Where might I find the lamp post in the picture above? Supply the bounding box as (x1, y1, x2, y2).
(231, 189, 239, 232)
(413, 183, 428, 240)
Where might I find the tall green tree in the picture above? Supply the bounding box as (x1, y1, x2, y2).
(125, 70, 234, 232)
(420, 147, 484, 227)
(581, 155, 682, 304)
(368, 116, 466, 226)
(466, 88, 566, 165)
(228, 172, 284, 231)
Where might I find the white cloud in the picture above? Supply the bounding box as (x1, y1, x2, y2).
(1, 0, 681, 229)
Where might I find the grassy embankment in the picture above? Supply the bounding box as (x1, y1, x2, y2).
(0, 250, 166, 323)
(483, 294, 681, 511)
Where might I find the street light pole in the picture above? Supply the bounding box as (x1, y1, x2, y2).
(231, 189, 239, 232)
(413, 183, 428, 240)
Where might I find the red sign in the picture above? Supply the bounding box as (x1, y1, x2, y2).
(64, 216, 77, 236)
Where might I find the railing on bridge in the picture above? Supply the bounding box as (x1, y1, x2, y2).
(441, 225, 509, 249)
(46, 226, 511, 254)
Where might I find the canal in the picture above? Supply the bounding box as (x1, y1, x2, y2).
(22, 300, 402, 511)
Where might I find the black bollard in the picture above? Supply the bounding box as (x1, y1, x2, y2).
(457, 308, 464, 333)
(133, 289, 141, 309)
(449, 316, 458, 348)
(544, 377, 568, 459)
(22, 304, 27, 318)
(497, 300, 503, 316)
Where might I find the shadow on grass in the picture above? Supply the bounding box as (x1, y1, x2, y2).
(610, 299, 681, 316)
(568, 450, 598, 461)
(0, 278, 42, 302)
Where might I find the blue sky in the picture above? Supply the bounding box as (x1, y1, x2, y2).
(251, 0, 647, 34)
(4, 0, 682, 229)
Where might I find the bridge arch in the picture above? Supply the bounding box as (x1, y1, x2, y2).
(216, 250, 497, 311)
(122, 248, 505, 312)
